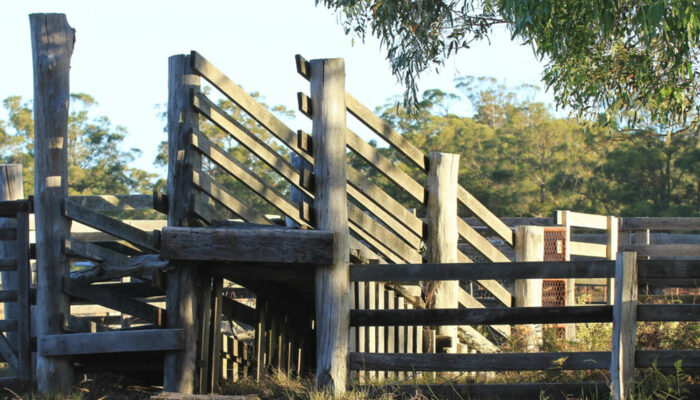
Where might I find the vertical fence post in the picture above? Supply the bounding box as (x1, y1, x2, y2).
(310, 58, 350, 394)
(515, 225, 544, 350)
(30, 13, 76, 392)
(607, 216, 619, 305)
(611, 251, 638, 400)
(426, 152, 459, 354)
(0, 164, 24, 347)
(556, 210, 576, 339)
(164, 53, 201, 394)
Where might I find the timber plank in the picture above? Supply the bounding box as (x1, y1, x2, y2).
(0, 200, 29, 217)
(63, 200, 158, 252)
(349, 221, 405, 264)
(621, 217, 700, 230)
(457, 186, 514, 246)
(0, 320, 18, 332)
(348, 204, 421, 263)
(345, 93, 428, 172)
(636, 350, 700, 368)
(346, 165, 423, 236)
(621, 244, 700, 257)
(457, 218, 510, 262)
(222, 297, 257, 327)
(0, 332, 18, 370)
(67, 195, 153, 212)
(346, 128, 424, 203)
(190, 51, 313, 165)
(637, 304, 700, 321)
(63, 238, 131, 265)
(39, 329, 184, 356)
(638, 259, 700, 280)
(350, 260, 614, 282)
(192, 170, 271, 225)
(0, 290, 17, 302)
(349, 352, 610, 371)
(161, 226, 334, 264)
(0, 228, 16, 241)
(190, 131, 309, 226)
(0, 258, 16, 271)
(62, 277, 166, 326)
(351, 306, 612, 326)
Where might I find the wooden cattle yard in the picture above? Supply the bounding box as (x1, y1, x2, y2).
(0, 12, 697, 400)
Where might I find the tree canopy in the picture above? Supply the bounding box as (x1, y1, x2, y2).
(317, 0, 700, 137)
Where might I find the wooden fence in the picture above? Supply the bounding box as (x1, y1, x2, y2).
(350, 254, 700, 399)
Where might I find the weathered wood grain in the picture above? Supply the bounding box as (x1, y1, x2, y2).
(192, 170, 271, 225)
(30, 13, 76, 392)
(348, 204, 421, 263)
(310, 58, 350, 394)
(611, 252, 637, 400)
(161, 226, 333, 264)
(39, 329, 184, 356)
(67, 194, 154, 211)
(621, 217, 700, 230)
(0, 164, 23, 356)
(457, 186, 514, 246)
(63, 200, 158, 252)
(620, 243, 700, 257)
(62, 277, 166, 326)
(63, 238, 130, 265)
(637, 304, 700, 321)
(349, 351, 610, 371)
(68, 253, 167, 283)
(191, 51, 313, 165)
(351, 305, 612, 326)
(349, 260, 614, 282)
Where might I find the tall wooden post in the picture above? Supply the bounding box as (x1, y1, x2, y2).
(515, 226, 544, 350)
(557, 210, 576, 339)
(310, 58, 350, 394)
(164, 54, 201, 393)
(30, 13, 75, 392)
(607, 216, 619, 304)
(426, 152, 459, 354)
(0, 164, 24, 347)
(610, 251, 637, 400)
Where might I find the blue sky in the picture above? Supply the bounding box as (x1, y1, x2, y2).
(2, 1, 549, 173)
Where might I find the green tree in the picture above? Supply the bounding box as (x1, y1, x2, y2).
(318, 0, 700, 135)
(0, 94, 156, 196)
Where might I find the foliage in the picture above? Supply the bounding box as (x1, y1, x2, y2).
(317, 0, 700, 136)
(0, 94, 156, 196)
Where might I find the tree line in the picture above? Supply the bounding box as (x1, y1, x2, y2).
(1, 80, 697, 218)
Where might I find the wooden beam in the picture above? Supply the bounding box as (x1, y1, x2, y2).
(349, 352, 609, 371)
(62, 277, 166, 326)
(310, 57, 350, 394)
(636, 304, 700, 321)
(351, 306, 612, 326)
(426, 152, 459, 354)
(620, 244, 700, 258)
(68, 253, 167, 283)
(620, 217, 700, 230)
(348, 204, 421, 263)
(636, 350, 700, 368)
(39, 329, 184, 356)
(570, 241, 608, 258)
(457, 186, 514, 246)
(161, 226, 333, 264)
(67, 194, 154, 211)
(63, 200, 158, 252)
(221, 297, 257, 327)
(192, 170, 271, 225)
(30, 13, 76, 392)
(63, 238, 130, 265)
(611, 252, 637, 400)
(349, 261, 614, 282)
(457, 218, 510, 262)
(190, 51, 313, 166)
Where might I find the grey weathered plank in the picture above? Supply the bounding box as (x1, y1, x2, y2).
(63, 238, 131, 265)
(0, 320, 17, 332)
(620, 243, 700, 257)
(30, 13, 76, 392)
(63, 315, 111, 333)
(458, 186, 514, 246)
(67, 194, 154, 211)
(222, 297, 257, 327)
(39, 329, 184, 356)
(457, 218, 510, 262)
(349, 352, 609, 371)
(190, 51, 313, 166)
(349, 261, 614, 282)
(611, 252, 637, 400)
(638, 260, 700, 279)
(0, 332, 18, 371)
(621, 217, 700, 230)
(637, 304, 700, 321)
(0, 291, 18, 302)
(635, 350, 700, 368)
(310, 58, 351, 394)
(63, 200, 158, 252)
(14, 210, 31, 383)
(161, 226, 334, 264)
(344, 93, 428, 172)
(68, 254, 167, 283)
(0, 228, 16, 241)
(62, 277, 166, 326)
(346, 165, 423, 236)
(348, 221, 405, 264)
(192, 170, 271, 225)
(347, 185, 421, 249)
(0, 200, 29, 217)
(348, 204, 421, 263)
(346, 128, 424, 203)
(0, 258, 17, 271)
(351, 306, 612, 326)
(190, 131, 309, 226)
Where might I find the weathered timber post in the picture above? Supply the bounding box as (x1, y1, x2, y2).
(607, 216, 619, 305)
(164, 54, 201, 393)
(426, 152, 459, 354)
(610, 251, 637, 400)
(30, 13, 76, 392)
(514, 225, 544, 350)
(310, 58, 350, 394)
(0, 164, 23, 347)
